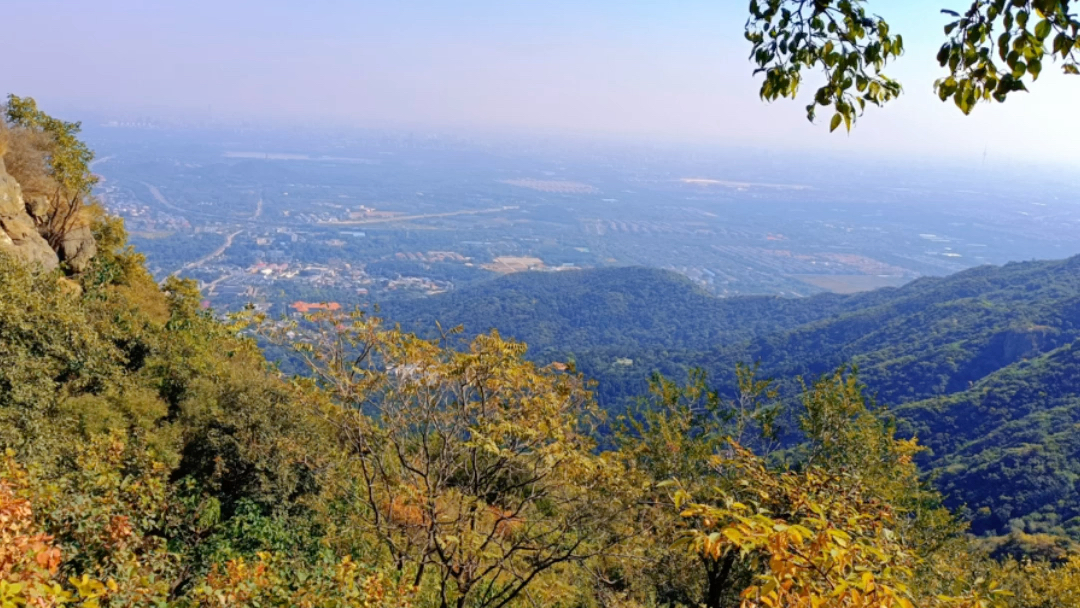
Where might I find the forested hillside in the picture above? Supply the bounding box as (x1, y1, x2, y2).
(724, 257, 1080, 404)
(4, 96, 1080, 608)
(385, 258, 1080, 401)
(383, 267, 863, 352)
(382, 258, 1080, 540)
(899, 339, 1080, 539)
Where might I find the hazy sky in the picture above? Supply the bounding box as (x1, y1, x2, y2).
(3, 0, 1079, 166)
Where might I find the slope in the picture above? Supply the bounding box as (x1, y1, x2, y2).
(722, 256, 1080, 405)
(382, 266, 863, 353)
(897, 339, 1080, 537)
(379, 256, 1080, 538)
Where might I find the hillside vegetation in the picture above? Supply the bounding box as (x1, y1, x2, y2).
(900, 340, 1080, 538)
(2, 96, 1080, 608)
(383, 267, 863, 353)
(382, 257, 1080, 540)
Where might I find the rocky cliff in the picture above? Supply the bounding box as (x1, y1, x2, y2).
(0, 154, 96, 272)
(0, 155, 60, 270)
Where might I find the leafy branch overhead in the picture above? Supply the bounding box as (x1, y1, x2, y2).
(936, 0, 1080, 113)
(746, 0, 1080, 129)
(746, 0, 904, 132)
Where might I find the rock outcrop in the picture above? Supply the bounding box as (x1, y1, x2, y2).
(58, 223, 97, 272)
(0, 157, 60, 271)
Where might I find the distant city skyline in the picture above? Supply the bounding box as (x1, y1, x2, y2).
(3, 0, 1080, 168)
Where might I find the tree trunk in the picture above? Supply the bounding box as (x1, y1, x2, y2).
(704, 553, 737, 608)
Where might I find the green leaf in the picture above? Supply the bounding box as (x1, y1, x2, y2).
(1029, 58, 1042, 79)
(1035, 19, 1052, 41)
(937, 45, 951, 66)
(830, 113, 843, 132)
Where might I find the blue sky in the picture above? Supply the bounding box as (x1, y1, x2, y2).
(3, 0, 1079, 166)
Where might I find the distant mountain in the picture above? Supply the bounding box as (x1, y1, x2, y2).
(717, 255, 1080, 405)
(380, 257, 1080, 538)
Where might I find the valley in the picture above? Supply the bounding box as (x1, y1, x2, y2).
(81, 125, 1080, 542)
(378, 257, 1080, 539)
(86, 126, 1080, 318)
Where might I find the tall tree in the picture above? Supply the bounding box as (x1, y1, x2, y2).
(272, 311, 633, 608)
(3, 94, 99, 268)
(676, 369, 1006, 608)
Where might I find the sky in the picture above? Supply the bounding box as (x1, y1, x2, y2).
(2, 0, 1079, 167)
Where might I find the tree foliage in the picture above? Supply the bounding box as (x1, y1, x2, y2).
(746, 1, 1080, 127)
(4, 95, 96, 199)
(611, 365, 779, 608)
(0, 110, 1076, 608)
(266, 311, 633, 608)
(676, 371, 1004, 608)
(4, 94, 98, 250)
(936, 0, 1080, 112)
(746, 0, 904, 131)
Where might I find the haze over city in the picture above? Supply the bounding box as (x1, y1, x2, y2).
(3, 0, 1080, 167)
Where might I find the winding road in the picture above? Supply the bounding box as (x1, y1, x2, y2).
(170, 229, 242, 278)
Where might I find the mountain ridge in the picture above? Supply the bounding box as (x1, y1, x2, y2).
(379, 256, 1080, 537)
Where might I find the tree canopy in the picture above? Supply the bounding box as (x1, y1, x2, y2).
(747, 0, 1080, 130)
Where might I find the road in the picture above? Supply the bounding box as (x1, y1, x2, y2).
(146, 184, 273, 226)
(170, 229, 243, 278)
(203, 273, 233, 295)
(146, 184, 190, 215)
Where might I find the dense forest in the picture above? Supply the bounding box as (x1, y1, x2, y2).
(381, 258, 1080, 540)
(4, 97, 1080, 608)
(382, 267, 865, 353)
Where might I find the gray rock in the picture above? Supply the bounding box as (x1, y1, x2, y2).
(25, 194, 52, 224)
(0, 165, 61, 271)
(0, 171, 23, 216)
(59, 223, 97, 273)
(0, 213, 60, 271)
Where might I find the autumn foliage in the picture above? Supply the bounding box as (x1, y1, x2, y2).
(1, 99, 1078, 608)
(0, 453, 110, 608)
